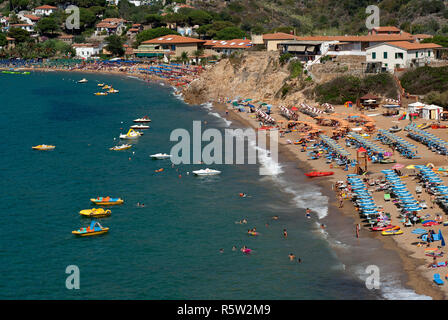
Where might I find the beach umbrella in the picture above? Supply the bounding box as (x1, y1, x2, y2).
(291, 106, 299, 111)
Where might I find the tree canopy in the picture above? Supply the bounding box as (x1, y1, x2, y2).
(105, 34, 125, 56)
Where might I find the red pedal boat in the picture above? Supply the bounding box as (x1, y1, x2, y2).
(304, 171, 334, 177)
(371, 225, 395, 231)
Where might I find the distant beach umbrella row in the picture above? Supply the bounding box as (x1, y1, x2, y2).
(347, 176, 383, 219)
(320, 103, 335, 113)
(299, 103, 325, 118)
(405, 123, 448, 155)
(381, 169, 422, 212)
(375, 129, 418, 159)
(347, 132, 388, 155)
(256, 109, 276, 124)
(320, 134, 351, 158)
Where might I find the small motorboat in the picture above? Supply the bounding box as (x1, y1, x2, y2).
(389, 125, 401, 132)
(119, 129, 142, 140)
(381, 229, 403, 236)
(133, 116, 151, 123)
(155, 168, 164, 173)
(78, 78, 88, 83)
(94, 92, 108, 96)
(98, 83, 104, 87)
(130, 124, 150, 130)
(108, 88, 119, 93)
(192, 168, 221, 176)
(103, 85, 110, 89)
(109, 144, 132, 151)
(90, 197, 124, 206)
(150, 153, 172, 160)
(32, 144, 55, 151)
(72, 220, 109, 236)
(304, 171, 334, 177)
(79, 208, 111, 217)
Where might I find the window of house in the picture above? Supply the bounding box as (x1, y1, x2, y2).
(372, 52, 376, 59)
(383, 52, 387, 59)
(416, 52, 418, 58)
(395, 52, 403, 59)
(428, 51, 431, 57)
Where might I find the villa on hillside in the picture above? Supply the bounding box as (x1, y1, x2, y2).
(95, 18, 126, 36)
(33, 5, 58, 16)
(135, 35, 206, 58)
(58, 35, 74, 44)
(204, 39, 253, 56)
(261, 32, 297, 51)
(9, 23, 34, 33)
(365, 41, 443, 72)
(18, 14, 41, 26)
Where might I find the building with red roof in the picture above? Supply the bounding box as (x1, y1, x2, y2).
(139, 34, 206, 58)
(34, 5, 58, 16)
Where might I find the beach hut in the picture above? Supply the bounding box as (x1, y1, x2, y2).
(406, 102, 425, 120)
(421, 104, 443, 120)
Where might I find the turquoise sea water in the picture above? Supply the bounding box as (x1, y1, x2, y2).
(0, 72, 424, 299)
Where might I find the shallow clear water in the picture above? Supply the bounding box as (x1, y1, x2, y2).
(0, 72, 423, 299)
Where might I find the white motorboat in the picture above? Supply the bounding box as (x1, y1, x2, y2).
(78, 78, 88, 83)
(130, 124, 150, 130)
(133, 116, 151, 123)
(150, 153, 172, 160)
(119, 129, 142, 140)
(192, 168, 221, 176)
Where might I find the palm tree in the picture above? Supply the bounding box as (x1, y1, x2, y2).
(193, 49, 204, 65)
(180, 51, 189, 64)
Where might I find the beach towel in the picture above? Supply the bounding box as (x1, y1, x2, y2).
(412, 228, 427, 235)
(384, 194, 391, 201)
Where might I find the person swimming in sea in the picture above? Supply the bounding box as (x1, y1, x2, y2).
(283, 229, 288, 238)
(321, 224, 325, 229)
(219, 248, 224, 253)
(272, 215, 279, 220)
(232, 246, 237, 251)
(289, 253, 295, 261)
(306, 208, 311, 219)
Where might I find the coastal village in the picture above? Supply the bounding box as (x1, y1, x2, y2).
(4, 0, 448, 300)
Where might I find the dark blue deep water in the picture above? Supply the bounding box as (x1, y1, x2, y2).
(0, 72, 421, 299)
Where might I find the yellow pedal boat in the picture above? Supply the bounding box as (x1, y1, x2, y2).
(90, 197, 124, 206)
(79, 208, 111, 217)
(98, 83, 105, 87)
(72, 220, 109, 236)
(94, 92, 108, 96)
(32, 144, 55, 150)
(381, 229, 403, 236)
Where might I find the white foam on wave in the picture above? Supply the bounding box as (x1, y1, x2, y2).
(247, 140, 329, 218)
(172, 87, 185, 102)
(201, 102, 232, 127)
(353, 265, 431, 300)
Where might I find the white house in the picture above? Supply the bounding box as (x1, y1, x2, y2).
(33, 5, 58, 16)
(9, 23, 34, 32)
(366, 41, 442, 72)
(407, 102, 443, 120)
(18, 13, 41, 26)
(72, 43, 101, 59)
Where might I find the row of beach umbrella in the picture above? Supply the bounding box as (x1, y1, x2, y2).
(347, 132, 388, 155)
(347, 174, 383, 220)
(405, 123, 448, 155)
(376, 129, 418, 159)
(256, 109, 276, 124)
(320, 134, 351, 158)
(381, 170, 422, 212)
(299, 103, 325, 118)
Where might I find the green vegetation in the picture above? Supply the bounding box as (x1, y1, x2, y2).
(105, 34, 125, 56)
(401, 66, 448, 96)
(422, 35, 448, 47)
(314, 73, 398, 104)
(288, 60, 303, 79)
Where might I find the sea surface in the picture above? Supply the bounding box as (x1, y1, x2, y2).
(0, 71, 430, 299)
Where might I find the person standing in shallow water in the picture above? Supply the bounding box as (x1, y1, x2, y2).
(283, 229, 288, 238)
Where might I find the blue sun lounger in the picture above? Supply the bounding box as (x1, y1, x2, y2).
(434, 273, 444, 285)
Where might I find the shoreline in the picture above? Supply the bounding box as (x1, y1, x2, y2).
(14, 66, 446, 299)
(207, 100, 446, 300)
